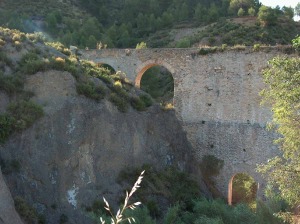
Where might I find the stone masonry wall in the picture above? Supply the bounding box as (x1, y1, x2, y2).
(80, 47, 292, 197)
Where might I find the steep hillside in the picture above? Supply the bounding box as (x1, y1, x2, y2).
(0, 27, 202, 223)
(1, 0, 298, 48)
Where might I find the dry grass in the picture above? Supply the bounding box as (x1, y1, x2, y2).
(100, 170, 145, 224)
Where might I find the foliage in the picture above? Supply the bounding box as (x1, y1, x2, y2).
(0, 51, 13, 66)
(130, 96, 146, 111)
(59, 214, 68, 224)
(187, 19, 298, 47)
(109, 93, 129, 113)
(258, 44, 300, 207)
(237, 8, 245, 16)
(0, 114, 15, 143)
(136, 42, 147, 49)
(14, 196, 38, 223)
(0, 73, 24, 95)
(200, 155, 224, 197)
(295, 2, 300, 16)
(140, 66, 174, 104)
(76, 81, 105, 102)
(292, 35, 300, 51)
(200, 155, 224, 178)
(7, 100, 44, 130)
(18, 51, 47, 75)
(139, 94, 153, 107)
(258, 6, 278, 27)
(175, 38, 191, 48)
(229, 0, 257, 14)
(0, 158, 21, 174)
(118, 165, 202, 214)
(100, 170, 144, 224)
(248, 7, 256, 16)
(253, 43, 261, 51)
(46, 42, 71, 56)
(0, 99, 44, 143)
(232, 173, 257, 208)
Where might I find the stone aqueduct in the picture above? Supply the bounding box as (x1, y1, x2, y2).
(80, 47, 287, 200)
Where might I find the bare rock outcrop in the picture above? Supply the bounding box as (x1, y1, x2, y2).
(0, 70, 196, 224)
(0, 168, 23, 224)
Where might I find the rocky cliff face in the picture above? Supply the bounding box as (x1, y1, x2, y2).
(0, 168, 23, 224)
(0, 70, 195, 224)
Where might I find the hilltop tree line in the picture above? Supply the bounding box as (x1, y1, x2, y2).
(0, 0, 298, 48)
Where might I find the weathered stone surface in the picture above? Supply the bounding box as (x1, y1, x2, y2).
(0, 91, 9, 113)
(0, 168, 23, 224)
(0, 71, 195, 224)
(80, 48, 290, 196)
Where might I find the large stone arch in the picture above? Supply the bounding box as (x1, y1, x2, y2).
(135, 60, 175, 88)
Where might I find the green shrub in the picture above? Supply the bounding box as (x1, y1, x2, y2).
(175, 38, 191, 48)
(109, 93, 129, 112)
(0, 159, 21, 174)
(59, 214, 68, 224)
(14, 196, 38, 223)
(8, 100, 44, 130)
(140, 94, 153, 107)
(200, 155, 224, 196)
(130, 96, 146, 111)
(0, 51, 12, 66)
(124, 207, 155, 224)
(0, 38, 6, 47)
(46, 41, 71, 56)
(136, 42, 147, 49)
(221, 44, 228, 51)
(14, 41, 22, 51)
(76, 81, 105, 101)
(198, 47, 219, 55)
(19, 52, 48, 74)
(0, 114, 15, 143)
(21, 59, 47, 74)
(253, 43, 261, 51)
(0, 73, 24, 95)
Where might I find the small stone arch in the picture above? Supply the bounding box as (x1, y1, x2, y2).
(135, 60, 175, 88)
(228, 173, 258, 206)
(96, 62, 116, 74)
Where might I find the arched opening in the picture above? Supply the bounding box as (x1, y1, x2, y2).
(136, 64, 174, 105)
(97, 63, 116, 75)
(228, 173, 258, 209)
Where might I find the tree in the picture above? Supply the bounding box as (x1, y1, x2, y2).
(258, 36, 300, 207)
(194, 3, 207, 23)
(282, 6, 294, 20)
(237, 7, 245, 16)
(86, 35, 97, 48)
(295, 2, 300, 16)
(229, 0, 255, 14)
(248, 7, 256, 16)
(257, 6, 277, 26)
(46, 12, 57, 32)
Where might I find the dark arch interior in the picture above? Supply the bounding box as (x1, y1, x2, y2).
(97, 63, 116, 75)
(231, 173, 257, 209)
(140, 65, 174, 104)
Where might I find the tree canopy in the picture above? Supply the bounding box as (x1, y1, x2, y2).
(258, 36, 300, 207)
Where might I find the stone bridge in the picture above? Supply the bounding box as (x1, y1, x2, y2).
(80, 47, 289, 200)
